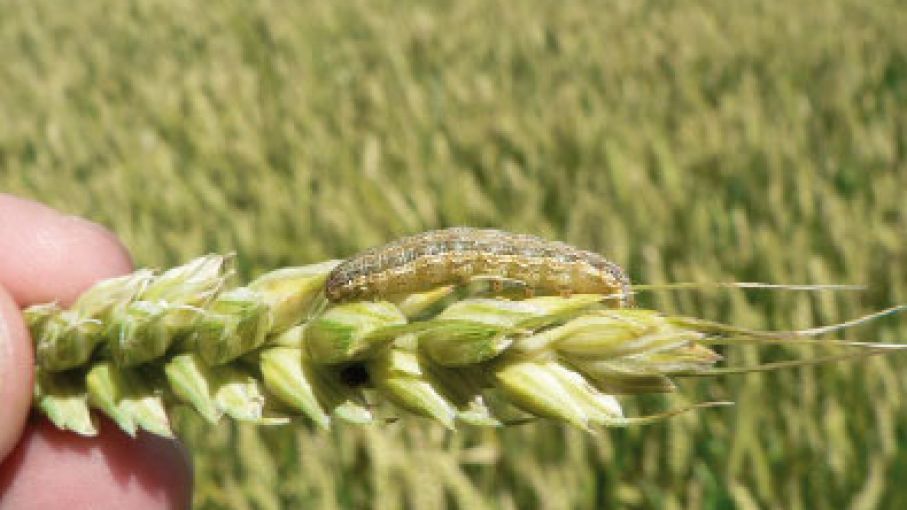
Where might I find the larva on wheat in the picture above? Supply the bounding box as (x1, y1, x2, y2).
(324, 227, 632, 305)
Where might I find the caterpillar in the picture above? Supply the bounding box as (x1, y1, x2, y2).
(324, 227, 632, 305)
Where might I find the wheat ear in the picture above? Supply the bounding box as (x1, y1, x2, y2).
(25, 255, 906, 437)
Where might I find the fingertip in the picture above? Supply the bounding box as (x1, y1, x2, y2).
(0, 195, 133, 306)
(0, 285, 35, 463)
(0, 418, 193, 510)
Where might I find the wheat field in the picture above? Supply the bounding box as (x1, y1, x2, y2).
(2, 0, 907, 508)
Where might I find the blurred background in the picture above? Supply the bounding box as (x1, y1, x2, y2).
(2, 0, 906, 508)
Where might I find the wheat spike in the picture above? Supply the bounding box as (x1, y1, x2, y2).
(26, 254, 907, 438)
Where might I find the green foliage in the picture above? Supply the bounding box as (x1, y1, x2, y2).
(2, 0, 906, 508)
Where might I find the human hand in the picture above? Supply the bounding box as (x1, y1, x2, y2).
(0, 194, 192, 509)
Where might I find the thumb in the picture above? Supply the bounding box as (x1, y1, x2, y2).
(0, 284, 35, 462)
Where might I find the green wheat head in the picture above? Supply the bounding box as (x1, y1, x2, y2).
(26, 254, 905, 438)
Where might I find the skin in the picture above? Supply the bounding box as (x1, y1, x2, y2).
(0, 194, 192, 509)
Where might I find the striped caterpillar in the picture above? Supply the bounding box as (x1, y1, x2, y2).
(325, 227, 632, 305)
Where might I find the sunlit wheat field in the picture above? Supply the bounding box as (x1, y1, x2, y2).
(2, 0, 907, 508)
